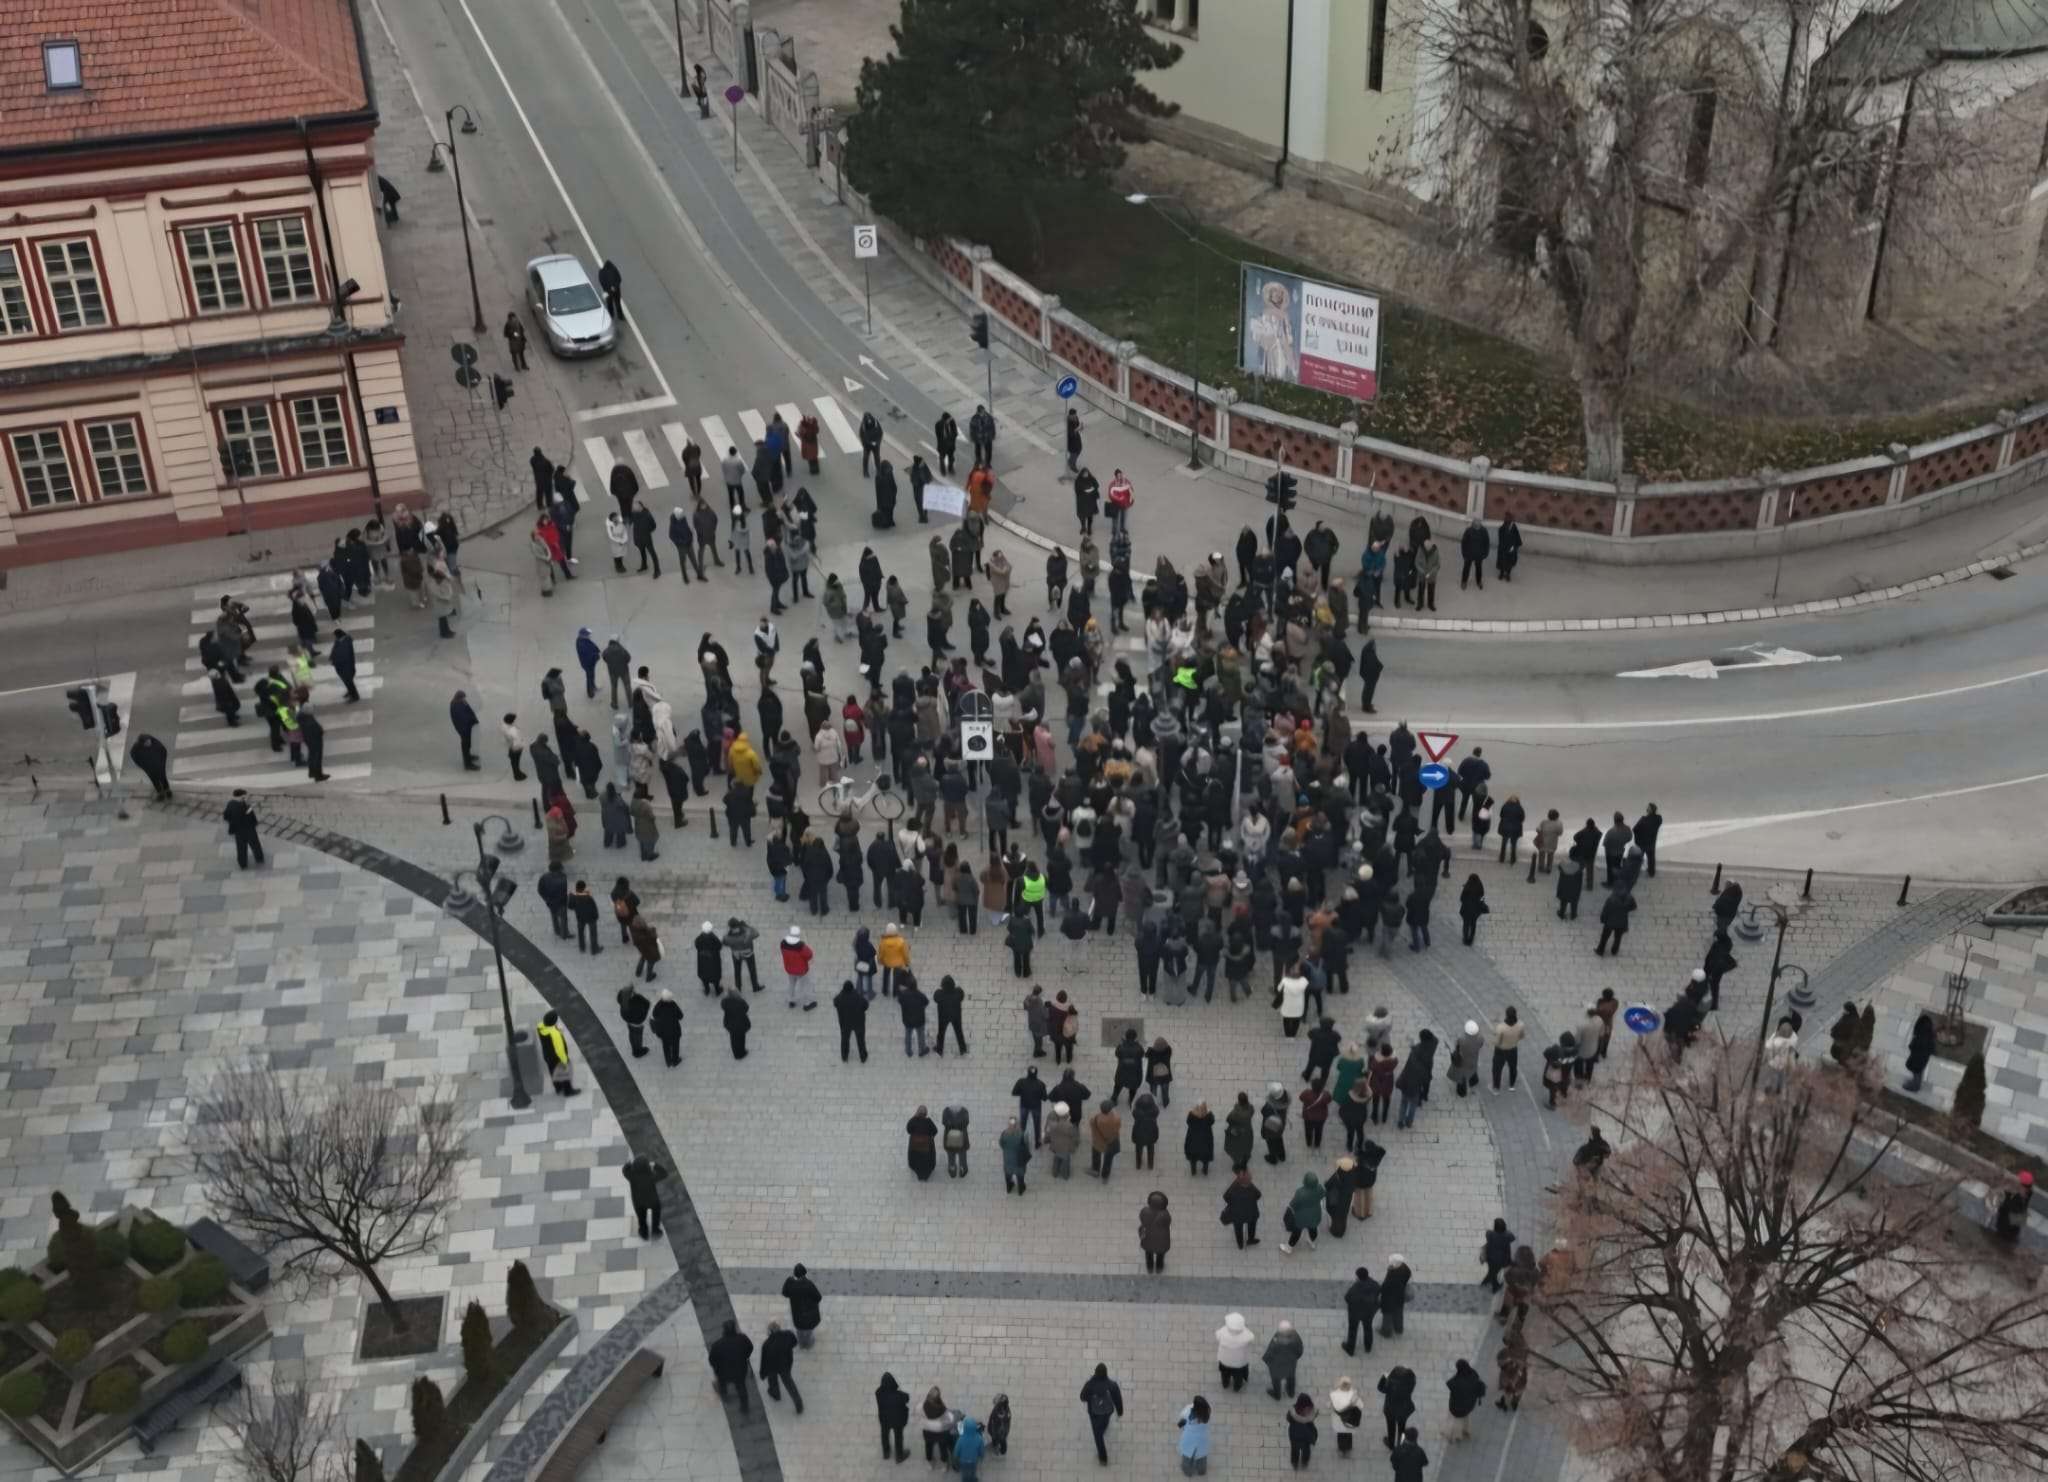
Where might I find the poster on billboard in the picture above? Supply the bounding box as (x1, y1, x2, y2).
(1238, 264, 1381, 400)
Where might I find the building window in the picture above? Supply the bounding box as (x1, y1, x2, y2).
(290, 394, 351, 471)
(1684, 88, 1718, 188)
(84, 419, 150, 497)
(219, 404, 281, 480)
(1368, 0, 1390, 92)
(181, 224, 247, 313)
(10, 427, 77, 508)
(0, 246, 35, 336)
(254, 214, 319, 304)
(1151, 0, 1176, 22)
(38, 238, 108, 330)
(43, 41, 81, 91)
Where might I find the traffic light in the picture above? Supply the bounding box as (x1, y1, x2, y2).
(98, 702, 121, 738)
(1264, 471, 1298, 512)
(970, 312, 990, 350)
(491, 373, 514, 411)
(64, 687, 94, 730)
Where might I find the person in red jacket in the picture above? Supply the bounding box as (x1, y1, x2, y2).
(1106, 470, 1134, 535)
(780, 926, 817, 1010)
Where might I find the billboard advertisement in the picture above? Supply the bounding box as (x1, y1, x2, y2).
(1238, 264, 1381, 400)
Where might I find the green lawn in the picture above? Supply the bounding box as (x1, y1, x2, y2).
(1031, 195, 2023, 481)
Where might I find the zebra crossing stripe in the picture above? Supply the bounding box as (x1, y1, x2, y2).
(175, 708, 376, 750)
(813, 395, 861, 455)
(775, 404, 807, 444)
(700, 415, 737, 459)
(737, 408, 768, 444)
(582, 436, 617, 487)
(661, 420, 694, 467)
(174, 762, 374, 791)
(623, 429, 668, 488)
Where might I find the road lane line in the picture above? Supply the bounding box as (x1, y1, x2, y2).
(1658, 768, 2048, 847)
(573, 394, 677, 422)
(440, 0, 675, 410)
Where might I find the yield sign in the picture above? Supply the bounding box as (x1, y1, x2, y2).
(1416, 730, 1458, 764)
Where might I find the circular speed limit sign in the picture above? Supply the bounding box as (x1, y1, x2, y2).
(852, 224, 879, 260)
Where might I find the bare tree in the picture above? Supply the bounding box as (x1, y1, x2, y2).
(220, 1372, 341, 1482)
(1414, 0, 1992, 478)
(185, 1064, 467, 1324)
(1536, 1039, 2048, 1482)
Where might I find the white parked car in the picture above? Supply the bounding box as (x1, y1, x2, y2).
(526, 254, 615, 357)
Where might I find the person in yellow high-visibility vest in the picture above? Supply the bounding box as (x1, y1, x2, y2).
(536, 1010, 579, 1096)
(1016, 864, 1048, 936)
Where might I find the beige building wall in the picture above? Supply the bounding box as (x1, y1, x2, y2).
(1137, 0, 1291, 173)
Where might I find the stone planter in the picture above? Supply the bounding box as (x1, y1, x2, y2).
(0, 1208, 269, 1475)
(1982, 885, 2048, 928)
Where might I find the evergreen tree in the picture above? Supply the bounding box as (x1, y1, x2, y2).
(506, 1260, 548, 1333)
(50, 1193, 99, 1299)
(1952, 1052, 1987, 1129)
(460, 1301, 494, 1385)
(847, 0, 1181, 263)
(1855, 1004, 1877, 1058)
(355, 1438, 387, 1482)
(409, 1377, 446, 1445)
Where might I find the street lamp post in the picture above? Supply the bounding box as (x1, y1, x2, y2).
(1743, 893, 1806, 1096)
(435, 106, 486, 334)
(1126, 193, 1209, 471)
(455, 820, 532, 1109)
(672, 0, 688, 99)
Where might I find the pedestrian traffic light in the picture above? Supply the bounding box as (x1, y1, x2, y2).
(970, 312, 990, 350)
(1264, 471, 1298, 512)
(98, 702, 122, 738)
(492, 373, 514, 411)
(64, 687, 94, 730)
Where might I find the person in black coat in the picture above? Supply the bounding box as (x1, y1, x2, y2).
(1496, 515, 1523, 581)
(1904, 1011, 1937, 1092)
(759, 1322, 803, 1412)
(330, 627, 360, 702)
(876, 1373, 912, 1461)
(617, 983, 651, 1057)
(874, 460, 898, 527)
(128, 734, 172, 801)
(1481, 1218, 1515, 1291)
(1713, 879, 1745, 932)
(721, 991, 752, 1059)
(831, 980, 870, 1063)
(1702, 929, 1738, 1010)
(623, 1155, 665, 1239)
(708, 1318, 752, 1410)
(905, 1105, 939, 1180)
(450, 690, 481, 770)
(1184, 1101, 1215, 1173)
(1342, 1266, 1380, 1355)
(1632, 803, 1662, 876)
(1595, 891, 1636, 957)
(651, 990, 684, 1066)
(1378, 1365, 1416, 1448)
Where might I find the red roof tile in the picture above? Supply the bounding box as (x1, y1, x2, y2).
(0, 0, 369, 153)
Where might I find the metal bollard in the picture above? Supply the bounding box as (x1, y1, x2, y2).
(1709, 863, 1722, 894)
(710, 805, 719, 839)
(1898, 875, 1911, 907)
(1802, 868, 1813, 901)
(441, 793, 451, 826)
(532, 797, 543, 830)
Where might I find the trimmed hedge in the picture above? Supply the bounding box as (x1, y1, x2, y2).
(160, 1319, 209, 1366)
(85, 1366, 139, 1415)
(178, 1255, 228, 1308)
(53, 1329, 92, 1366)
(0, 1371, 44, 1420)
(130, 1220, 187, 1272)
(137, 1276, 179, 1314)
(0, 1280, 47, 1325)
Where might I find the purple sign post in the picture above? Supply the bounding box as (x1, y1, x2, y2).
(725, 83, 746, 175)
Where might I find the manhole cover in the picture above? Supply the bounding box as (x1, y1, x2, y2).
(1100, 1014, 1143, 1048)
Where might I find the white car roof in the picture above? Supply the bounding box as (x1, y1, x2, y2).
(528, 255, 593, 288)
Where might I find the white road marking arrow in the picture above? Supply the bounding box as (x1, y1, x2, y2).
(1619, 645, 1842, 680)
(857, 355, 890, 381)
(843, 376, 864, 393)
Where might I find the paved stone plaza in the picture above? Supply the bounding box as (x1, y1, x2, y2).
(0, 776, 2016, 1482)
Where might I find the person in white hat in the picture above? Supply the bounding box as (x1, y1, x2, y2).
(1214, 1312, 1256, 1391)
(780, 926, 816, 1010)
(1453, 1020, 1486, 1098)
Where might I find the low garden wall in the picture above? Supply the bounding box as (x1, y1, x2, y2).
(816, 131, 2048, 564)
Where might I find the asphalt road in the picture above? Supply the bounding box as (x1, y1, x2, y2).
(5, 0, 2038, 881)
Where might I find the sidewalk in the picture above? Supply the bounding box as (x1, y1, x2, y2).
(706, 43, 2048, 632)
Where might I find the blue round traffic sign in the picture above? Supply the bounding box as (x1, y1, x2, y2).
(1622, 1005, 1662, 1036)
(1418, 763, 1450, 791)
(1056, 375, 1079, 399)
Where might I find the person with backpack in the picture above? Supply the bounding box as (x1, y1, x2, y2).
(1079, 1363, 1124, 1464)
(1328, 1377, 1365, 1457)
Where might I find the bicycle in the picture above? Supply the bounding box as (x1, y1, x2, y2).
(818, 771, 905, 824)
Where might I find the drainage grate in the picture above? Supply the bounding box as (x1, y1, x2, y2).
(1988, 567, 2015, 580)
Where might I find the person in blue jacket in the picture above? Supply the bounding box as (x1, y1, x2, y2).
(952, 1415, 987, 1481)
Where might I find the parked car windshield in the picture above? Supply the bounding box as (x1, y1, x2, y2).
(547, 283, 602, 315)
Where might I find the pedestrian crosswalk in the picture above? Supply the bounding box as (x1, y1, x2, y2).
(172, 572, 379, 790)
(578, 394, 865, 494)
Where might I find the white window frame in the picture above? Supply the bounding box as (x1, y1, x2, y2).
(254, 214, 319, 305)
(220, 403, 282, 480)
(181, 223, 247, 313)
(83, 418, 150, 498)
(0, 245, 35, 336)
(38, 238, 108, 331)
(10, 427, 78, 508)
(290, 394, 351, 471)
